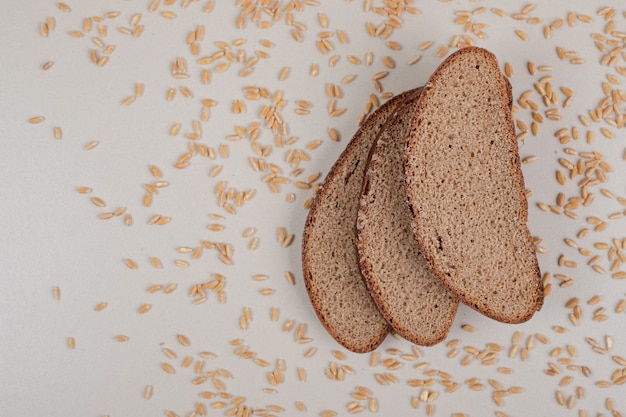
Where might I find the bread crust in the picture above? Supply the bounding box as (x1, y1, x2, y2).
(403, 47, 543, 324)
(356, 87, 459, 346)
(302, 90, 418, 353)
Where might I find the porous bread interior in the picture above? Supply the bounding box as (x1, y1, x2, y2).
(404, 49, 542, 323)
(303, 93, 415, 352)
(357, 92, 458, 346)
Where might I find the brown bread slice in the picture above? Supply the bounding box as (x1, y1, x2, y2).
(404, 47, 543, 323)
(302, 89, 420, 353)
(356, 88, 459, 346)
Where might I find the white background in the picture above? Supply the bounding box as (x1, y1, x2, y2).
(1, 1, 625, 416)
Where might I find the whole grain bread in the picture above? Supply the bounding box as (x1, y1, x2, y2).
(356, 88, 459, 346)
(302, 89, 420, 353)
(404, 47, 543, 323)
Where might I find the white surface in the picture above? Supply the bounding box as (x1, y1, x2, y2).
(1, 1, 626, 416)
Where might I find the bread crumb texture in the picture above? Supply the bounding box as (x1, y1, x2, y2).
(404, 47, 543, 323)
(303, 92, 418, 352)
(356, 88, 459, 346)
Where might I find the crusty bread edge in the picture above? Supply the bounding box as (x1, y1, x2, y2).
(403, 47, 543, 324)
(302, 92, 417, 352)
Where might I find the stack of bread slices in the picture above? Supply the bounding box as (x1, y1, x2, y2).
(302, 47, 544, 353)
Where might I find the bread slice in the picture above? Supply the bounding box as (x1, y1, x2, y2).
(356, 88, 459, 346)
(302, 89, 420, 353)
(404, 47, 543, 323)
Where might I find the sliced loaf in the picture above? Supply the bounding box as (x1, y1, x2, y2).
(302, 89, 420, 353)
(356, 88, 459, 346)
(403, 47, 543, 323)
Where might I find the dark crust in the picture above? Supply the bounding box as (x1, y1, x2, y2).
(356, 87, 460, 346)
(403, 47, 543, 324)
(302, 90, 416, 353)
